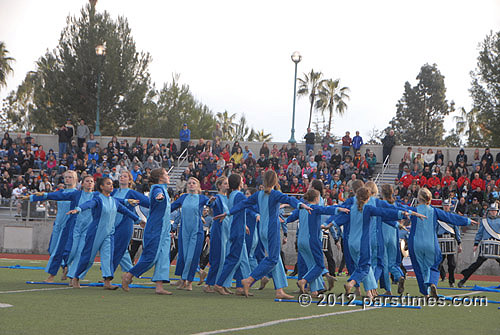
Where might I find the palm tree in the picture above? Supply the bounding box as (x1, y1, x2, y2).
(316, 78, 350, 132)
(252, 129, 272, 142)
(297, 69, 323, 129)
(232, 114, 251, 142)
(0, 41, 15, 89)
(215, 110, 237, 141)
(453, 107, 483, 146)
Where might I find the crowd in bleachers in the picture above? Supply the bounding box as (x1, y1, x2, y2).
(1, 122, 500, 218)
(393, 146, 500, 217)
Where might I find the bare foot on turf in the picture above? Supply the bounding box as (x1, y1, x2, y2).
(258, 276, 269, 290)
(241, 277, 254, 297)
(235, 288, 254, 296)
(198, 270, 207, 285)
(275, 289, 294, 300)
(61, 267, 68, 281)
(156, 289, 173, 295)
(297, 279, 307, 293)
(224, 287, 234, 295)
(214, 285, 229, 295)
(121, 273, 132, 292)
(71, 278, 81, 288)
(44, 275, 55, 283)
(203, 285, 215, 293)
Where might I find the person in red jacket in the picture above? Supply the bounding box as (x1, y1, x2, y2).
(457, 173, 470, 189)
(471, 172, 485, 191)
(427, 172, 441, 190)
(290, 176, 305, 194)
(441, 171, 455, 188)
(414, 171, 427, 188)
(400, 173, 413, 189)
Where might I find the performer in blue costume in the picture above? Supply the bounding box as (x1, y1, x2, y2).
(286, 189, 349, 297)
(67, 177, 141, 290)
(22, 170, 78, 282)
(458, 202, 500, 288)
(25, 175, 96, 287)
(405, 188, 476, 297)
(214, 174, 252, 296)
(215, 170, 312, 299)
(204, 176, 230, 293)
(244, 187, 260, 272)
(171, 177, 214, 291)
(333, 187, 422, 299)
(111, 170, 150, 275)
(122, 168, 174, 295)
(379, 184, 408, 295)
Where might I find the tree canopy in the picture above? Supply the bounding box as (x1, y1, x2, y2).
(389, 63, 453, 146)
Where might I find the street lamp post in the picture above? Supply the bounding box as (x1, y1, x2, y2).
(288, 51, 302, 144)
(94, 43, 106, 136)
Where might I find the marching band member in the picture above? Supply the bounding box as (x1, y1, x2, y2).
(438, 198, 462, 287)
(458, 202, 500, 287)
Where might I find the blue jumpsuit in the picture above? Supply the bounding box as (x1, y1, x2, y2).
(229, 190, 302, 290)
(74, 193, 139, 279)
(217, 190, 251, 288)
(111, 188, 150, 273)
(407, 205, 470, 295)
(287, 204, 341, 292)
(245, 205, 260, 272)
(129, 184, 172, 282)
(205, 194, 230, 286)
(30, 188, 76, 276)
(171, 193, 211, 282)
(334, 204, 403, 291)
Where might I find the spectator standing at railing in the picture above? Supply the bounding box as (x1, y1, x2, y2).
(381, 129, 395, 164)
(76, 119, 90, 148)
(341, 131, 352, 159)
(304, 128, 315, 156)
(212, 123, 223, 142)
(352, 131, 363, 153)
(179, 123, 191, 154)
(322, 131, 334, 149)
(57, 124, 72, 159)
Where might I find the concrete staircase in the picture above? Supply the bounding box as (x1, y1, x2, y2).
(374, 163, 399, 188)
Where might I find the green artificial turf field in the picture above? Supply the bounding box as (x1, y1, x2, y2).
(1, 258, 499, 335)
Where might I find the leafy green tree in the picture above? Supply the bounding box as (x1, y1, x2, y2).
(6, 3, 152, 135)
(316, 78, 350, 132)
(0, 41, 15, 89)
(297, 69, 323, 129)
(389, 63, 453, 146)
(136, 74, 216, 139)
(249, 129, 272, 142)
(470, 30, 500, 146)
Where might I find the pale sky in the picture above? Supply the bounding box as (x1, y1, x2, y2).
(1, 0, 499, 142)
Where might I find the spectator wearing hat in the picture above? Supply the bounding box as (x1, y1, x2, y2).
(179, 123, 191, 155)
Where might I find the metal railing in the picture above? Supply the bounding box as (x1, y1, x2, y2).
(0, 197, 57, 222)
(374, 155, 391, 184)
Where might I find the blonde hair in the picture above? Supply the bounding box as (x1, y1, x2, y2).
(365, 181, 378, 196)
(418, 188, 432, 205)
(215, 176, 228, 194)
(188, 177, 202, 194)
(121, 170, 136, 188)
(263, 170, 279, 194)
(380, 184, 395, 204)
(356, 187, 371, 212)
(64, 170, 77, 179)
